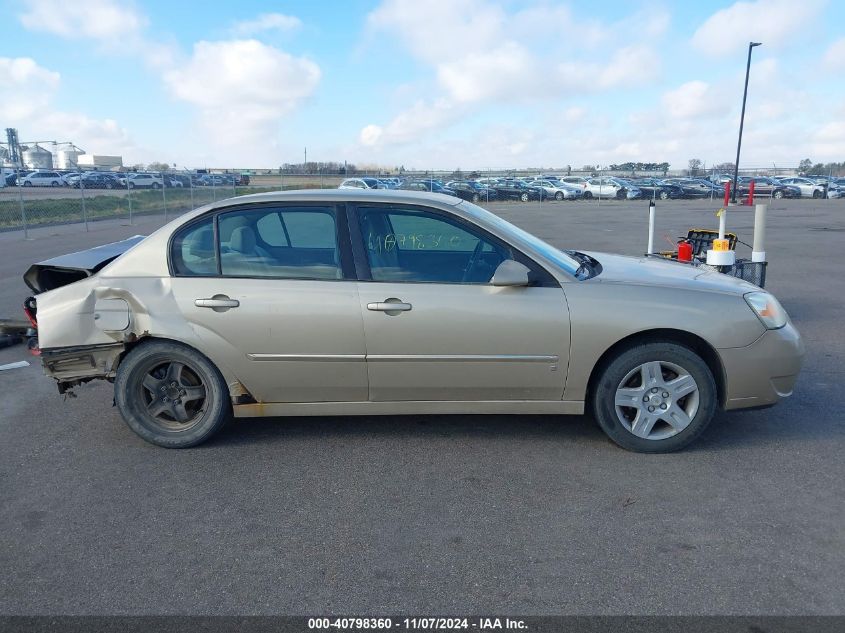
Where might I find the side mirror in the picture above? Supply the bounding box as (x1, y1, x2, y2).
(491, 259, 531, 287)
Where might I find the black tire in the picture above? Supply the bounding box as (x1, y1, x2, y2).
(472, 193, 480, 203)
(812, 190, 821, 199)
(659, 190, 669, 200)
(152, 182, 161, 189)
(106, 182, 113, 189)
(128, 183, 135, 189)
(115, 340, 231, 448)
(555, 191, 564, 201)
(51, 181, 60, 187)
(591, 341, 717, 453)
(23, 181, 32, 187)
(773, 190, 784, 199)
(520, 192, 529, 202)
(583, 191, 592, 199)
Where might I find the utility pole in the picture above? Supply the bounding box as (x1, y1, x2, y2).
(731, 41, 762, 203)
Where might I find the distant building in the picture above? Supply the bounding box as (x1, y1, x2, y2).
(77, 155, 123, 170)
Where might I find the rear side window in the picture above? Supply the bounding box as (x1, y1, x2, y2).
(217, 206, 341, 279)
(171, 217, 217, 276)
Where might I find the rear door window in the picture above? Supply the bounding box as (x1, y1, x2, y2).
(217, 206, 342, 279)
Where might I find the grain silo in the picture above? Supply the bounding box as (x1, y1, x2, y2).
(22, 145, 54, 170)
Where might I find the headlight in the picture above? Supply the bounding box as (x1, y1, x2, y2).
(744, 292, 787, 329)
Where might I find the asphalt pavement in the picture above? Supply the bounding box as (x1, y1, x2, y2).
(0, 197, 843, 615)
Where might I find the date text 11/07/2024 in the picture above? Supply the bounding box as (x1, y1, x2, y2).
(307, 617, 528, 630)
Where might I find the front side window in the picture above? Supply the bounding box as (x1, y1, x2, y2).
(217, 206, 341, 279)
(357, 206, 511, 284)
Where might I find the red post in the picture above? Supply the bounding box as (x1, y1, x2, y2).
(747, 179, 755, 206)
(723, 181, 731, 207)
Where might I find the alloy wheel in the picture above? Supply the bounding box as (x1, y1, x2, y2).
(138, 360, 207, 430)
(613, 360, 700, 440)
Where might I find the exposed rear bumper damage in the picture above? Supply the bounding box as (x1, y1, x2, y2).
(40, 343, 125, 394)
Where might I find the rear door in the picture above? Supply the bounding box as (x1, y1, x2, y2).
(350, 202, 570, 402)
(168, 203, 368, 404)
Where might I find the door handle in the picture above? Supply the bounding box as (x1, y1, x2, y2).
(195, 297, 240, 309)
(367, 301, 412, 312)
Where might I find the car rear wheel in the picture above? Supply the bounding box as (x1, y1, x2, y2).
(115, 340, 231, 448)
(592, 342, 717, 453)
(659, 190, 669, 200)
(152, 183, 161, 189)
(520, 192, 529, 202)
(773, 190, 784, 199)
(23, 181, 32, 187)
(555, 191, 564, 200)
(472, 193, 480, 203)
(812, 190, 822, 199)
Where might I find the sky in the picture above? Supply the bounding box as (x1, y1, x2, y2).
(2, 0, 844, 170)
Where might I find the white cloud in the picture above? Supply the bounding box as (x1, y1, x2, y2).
(0, 57, 134, 155)
(0, 57, 59, 119)
(360, 99, 462, 146)
(17, 0, 175, 66)
(810, 120, 845, 157)
(662, 81, 730, 120)
(232, 13, 302, 36)
(823, 38, 845, 70)
(163, 40, 320, 151)
(360, 0, 663, 147)
(15, 1, 318, 164)
(562, 106, 587, 123)
(691, 0, 827, 57)
(18, 0, 147, 43)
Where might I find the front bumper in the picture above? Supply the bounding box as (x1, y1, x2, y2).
(718, 321, 805, 410)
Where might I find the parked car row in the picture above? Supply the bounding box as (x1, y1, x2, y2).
(340, 172, 845, 202)
(708, 173, 843, 199)
(3, 169, 251, 189)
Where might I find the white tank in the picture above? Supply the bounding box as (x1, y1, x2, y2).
(23, 145, 54, 170)
(57, 150, 84, 169)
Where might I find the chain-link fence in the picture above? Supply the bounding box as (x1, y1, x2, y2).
(1, 165, 842, 238)
(0, 167, 347, 237)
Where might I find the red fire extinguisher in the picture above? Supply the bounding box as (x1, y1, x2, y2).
(678, 240, 693, 262)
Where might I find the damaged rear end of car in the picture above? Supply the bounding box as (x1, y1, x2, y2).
(23, 236, 148, 394)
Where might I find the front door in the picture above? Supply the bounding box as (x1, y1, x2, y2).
(351, 203, 570, 402)
(168, 203, 367, 404)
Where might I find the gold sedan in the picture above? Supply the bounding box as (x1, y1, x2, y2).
(25, 190, 804, 451)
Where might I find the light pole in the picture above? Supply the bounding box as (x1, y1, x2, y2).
(731, 41, 762, 203)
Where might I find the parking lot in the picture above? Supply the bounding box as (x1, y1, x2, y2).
(0, 197, 842, 615)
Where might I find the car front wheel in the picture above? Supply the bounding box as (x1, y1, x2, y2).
(115, 340, 231, 448)
(555, 191, 564, 200)
(583, 191, 592, 199)
(773, 190, 784, 199)
(152, 182, 161, 189)
(520, 192, 529, 202)
(592, 341, 717, 453)
(659, 190, 669, 200)
(472, 193, 480, 203)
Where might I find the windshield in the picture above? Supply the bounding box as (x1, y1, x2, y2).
(459, 202, 580, 276)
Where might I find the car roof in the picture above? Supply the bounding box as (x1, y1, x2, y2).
(201, 188, 462, 212)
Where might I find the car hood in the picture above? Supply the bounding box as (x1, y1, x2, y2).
(581, 251, 758, 295)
